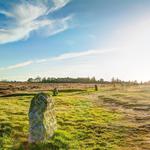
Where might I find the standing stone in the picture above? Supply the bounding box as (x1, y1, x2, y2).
(95, 85, 98, 91)
(53, 88, 59, 96)
(28, 93, 57, 143)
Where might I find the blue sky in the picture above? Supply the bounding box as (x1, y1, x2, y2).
(0, 0, 150, 81)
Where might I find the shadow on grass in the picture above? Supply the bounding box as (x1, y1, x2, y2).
(0, 89, 87, 98)
(58, 89, 87, 93)
(14, 130, 73, 150)
(1, 93, 36, 98)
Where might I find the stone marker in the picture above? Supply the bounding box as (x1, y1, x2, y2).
(28, 93, 57, 143)
(95, 85, 98, 91)
(53, 88, 59, 96)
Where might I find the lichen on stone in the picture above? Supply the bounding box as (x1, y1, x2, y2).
(28, 93, 57, 143)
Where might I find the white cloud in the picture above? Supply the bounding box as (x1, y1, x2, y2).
(36, 48, 116, 62)
(0, 0, 71, 44)
(0, 61, 33, 71)
(0, 10, 14, 18)
(0, 49, 116, 71)
(51, 49, 115, 60)
(38, 15, 73, 37)
(7, 61, 34, 70)
(47, 0, 71, 14)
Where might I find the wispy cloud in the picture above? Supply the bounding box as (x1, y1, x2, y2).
(0, 61, 33, 71)
(0, 49, 116, 71)
(50, 49, 114, 61)
(0, 0, 71, 44)
(47, 0, 71, 14)
(35, 49, 115, 63)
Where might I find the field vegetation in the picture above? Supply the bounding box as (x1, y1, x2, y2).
(0, 83, 150, 150)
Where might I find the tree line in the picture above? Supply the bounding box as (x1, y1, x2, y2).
(27, 76, 139, 85)
(27, 77, 100, 83)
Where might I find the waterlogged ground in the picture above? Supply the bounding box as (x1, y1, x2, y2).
(0, 85, 150, 150)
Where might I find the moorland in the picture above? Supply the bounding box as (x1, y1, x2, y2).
(0, 82, 150, 150)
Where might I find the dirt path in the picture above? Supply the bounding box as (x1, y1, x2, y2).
(87, 89, 150, 150)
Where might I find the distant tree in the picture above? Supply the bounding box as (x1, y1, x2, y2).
(35, 76, 42, 82)
(47, 77, 51, 83)
(91, 77, 96, 83)
(42, 77, 47, 83)
(134, 80, 138, 85)
(111, 77, 115, 83)
(27, 76, 107, 83)
(99, 78, 104, 84)
(28, 78, 34, 82)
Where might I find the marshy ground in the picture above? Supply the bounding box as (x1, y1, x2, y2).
(0, 83, 150, 150)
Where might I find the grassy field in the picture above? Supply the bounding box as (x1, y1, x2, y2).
(0, 84, 150, 150)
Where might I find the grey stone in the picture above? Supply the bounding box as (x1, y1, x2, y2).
(28, 93, 57, 143)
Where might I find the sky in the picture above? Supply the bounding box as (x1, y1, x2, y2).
(0, 0, 150, 81)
